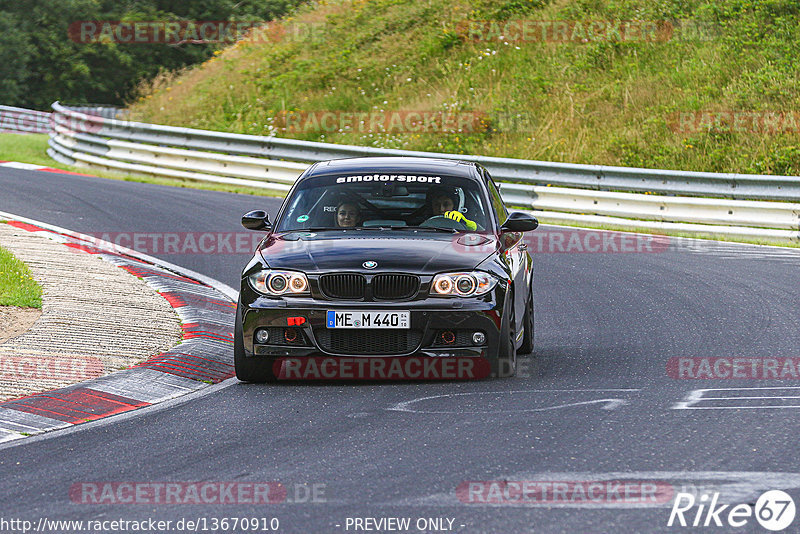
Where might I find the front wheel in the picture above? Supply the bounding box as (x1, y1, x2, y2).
(234, 300, 277, 383)
(519, 286, 534, 355)
(493, 293, 517, 378)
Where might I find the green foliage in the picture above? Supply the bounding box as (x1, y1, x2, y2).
(0, 0, 304, 109)
(472, 0, 552, 19)
(438, 30, 462, 51)
(750, 145, 800, 175)
(125, 0, 800, 176)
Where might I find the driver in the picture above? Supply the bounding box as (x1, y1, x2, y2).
(427, 187, 477, 230)
(336, 200, 361, 228)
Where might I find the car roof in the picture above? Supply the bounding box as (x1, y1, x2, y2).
(303, 157, 480, 180)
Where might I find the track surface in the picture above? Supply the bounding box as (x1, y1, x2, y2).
(2, 167, 800, 533)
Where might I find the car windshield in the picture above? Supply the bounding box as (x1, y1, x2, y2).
(275, 173, 491, 232)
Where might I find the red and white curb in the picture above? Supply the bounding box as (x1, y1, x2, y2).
(0, 160, 90, 176)
(0, 212, 238, 443)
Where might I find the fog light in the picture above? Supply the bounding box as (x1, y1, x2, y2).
(472, 332, 486, 345)
(255, 329, 270, 344)
(284, 328, 298, 343)
(441, 331, 455, 344)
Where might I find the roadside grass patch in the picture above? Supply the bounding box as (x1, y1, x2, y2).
(0, 133, 52, 166)
(0, 244, 43, 308)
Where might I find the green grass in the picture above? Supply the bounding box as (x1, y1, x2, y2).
(0, 133, 53, 167)
(128, 0, 800, 176)
(0, 243, 43, 308)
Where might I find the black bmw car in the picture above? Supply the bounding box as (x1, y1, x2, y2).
(235, 157, 538, 381)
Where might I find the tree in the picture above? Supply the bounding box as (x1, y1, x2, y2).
(0, 0, 304, 109)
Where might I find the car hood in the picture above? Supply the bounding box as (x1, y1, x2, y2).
(258, 230, 497, 274)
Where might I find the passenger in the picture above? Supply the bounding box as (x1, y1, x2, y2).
(336, 201, 361, 228)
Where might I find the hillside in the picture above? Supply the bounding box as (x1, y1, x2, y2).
(0, 0, 304, 109)
(128, 0, 800, 176)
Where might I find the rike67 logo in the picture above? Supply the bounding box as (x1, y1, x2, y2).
(668, 490, 796, 531)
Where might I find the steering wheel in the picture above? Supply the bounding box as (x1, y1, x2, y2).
(419, 215, 467, 230)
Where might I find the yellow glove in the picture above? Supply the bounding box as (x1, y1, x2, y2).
(444, 210, 477, 231)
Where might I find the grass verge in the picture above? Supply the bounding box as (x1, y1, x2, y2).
(0, 133, 54, 166)
(0, 243, 43, 308)
(129, 0, 800, 176)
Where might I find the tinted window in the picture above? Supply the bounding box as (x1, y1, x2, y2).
(485, 174, 508, 226)
(276, 173, 491, 232)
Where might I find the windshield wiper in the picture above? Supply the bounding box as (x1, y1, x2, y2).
(403, 226, 459, 233)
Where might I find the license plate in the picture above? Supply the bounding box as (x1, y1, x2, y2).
(326, 310, 410, 329)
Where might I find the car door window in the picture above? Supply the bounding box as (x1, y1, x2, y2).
(485, 172, 508, 227)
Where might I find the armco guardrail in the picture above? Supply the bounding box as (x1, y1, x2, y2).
(43, 102, 800, 242)
(0, 105, 123, 135)
(48, 103, 306, 191)
(49, 103, 800, 202)
(64, 105, 125, 120)
(0, 106, 51, 134)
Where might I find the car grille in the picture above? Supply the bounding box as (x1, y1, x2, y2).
(319, 273, 420, 300)
(372, 274, 419, 300)
(314, 329, 422, 355)
(319, 274, 366, 299)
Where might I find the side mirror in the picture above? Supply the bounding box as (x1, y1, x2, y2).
(500, 212, 539, 233)
(242, 210, 272, 231)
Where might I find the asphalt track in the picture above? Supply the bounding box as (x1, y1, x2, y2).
(2, 167, 800, 533)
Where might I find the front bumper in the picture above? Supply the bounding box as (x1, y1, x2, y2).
(239, 288, 506, 360)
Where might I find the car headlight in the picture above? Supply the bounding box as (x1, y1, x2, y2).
(430, 272, 498, 297)
(248, 269, 310, 296)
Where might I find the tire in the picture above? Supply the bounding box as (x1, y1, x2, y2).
(519, 285, 534, 355)
(234, 300, 277, 383)
(493, 292, 517, 378)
